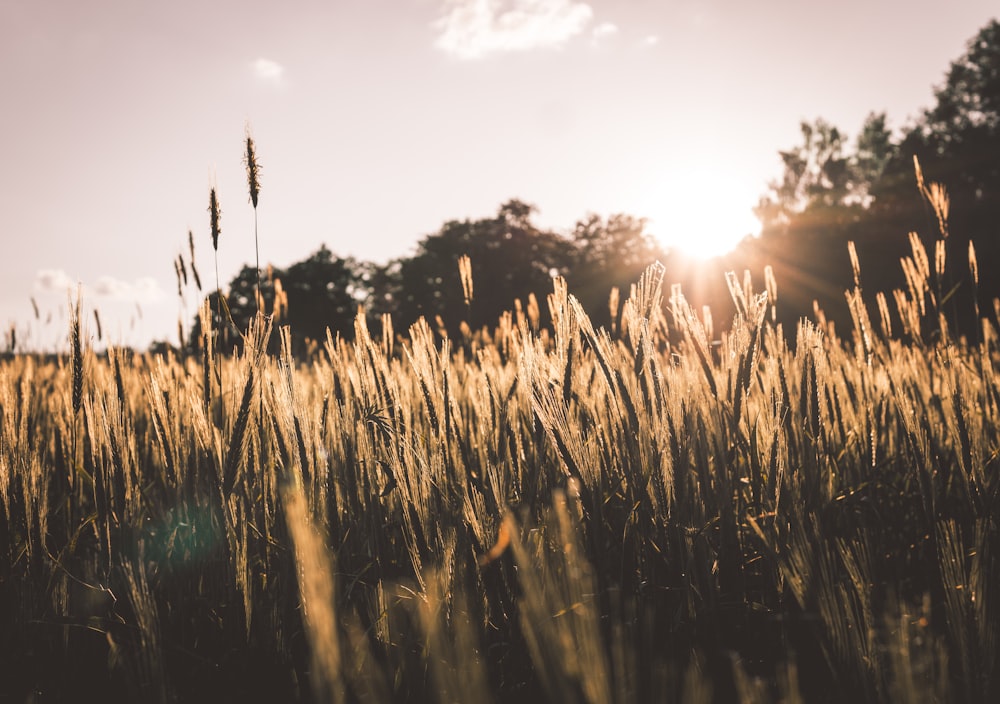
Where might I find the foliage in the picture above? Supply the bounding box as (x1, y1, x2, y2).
(875, 19, 1000, 233)
(754, 114, 895, 237)
(757, 19, 1000, 240)
(280, 246, 369, 350)
(384, 199, 577, 337)
(190, 246, 369, 355)
(568, 212, 667, 330)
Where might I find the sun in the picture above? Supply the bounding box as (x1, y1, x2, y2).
(640, 169, 761, 260)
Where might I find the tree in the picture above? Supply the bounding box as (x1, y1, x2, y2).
(748, 115, 901, 334)
(925, 19, 1000, 140)
(759, 119, 846, 228)
(189, 245, 368, 355)
(865, 20, 1000, 338)
(569, 213, 667, 329)
(852, 112, 897, 206)
(874, 20, 1000, 236)
(281, 245, 368, 351)
(196, 264, 276, 353)
(754, 117, 885, 237)
(750, 20, 1000, 339)
(388, 199, 576, 337)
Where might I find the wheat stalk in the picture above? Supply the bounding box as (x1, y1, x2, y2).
(245, 125, 263, 312)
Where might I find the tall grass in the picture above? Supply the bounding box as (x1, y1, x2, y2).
(1, 161, 998, 702)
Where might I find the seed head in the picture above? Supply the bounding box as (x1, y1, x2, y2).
(188, 229, 203, 291)
(458, 254, 473, 305)
(245, 129, 261, 209)
(209, 187, 221, 251)
(969, 241, 979, 286)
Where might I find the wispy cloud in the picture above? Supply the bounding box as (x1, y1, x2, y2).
(252, 57, 285, 80)
(434, 0, 594, 60)
(34, 270, 165, 303)
(640, 34, 660, 48)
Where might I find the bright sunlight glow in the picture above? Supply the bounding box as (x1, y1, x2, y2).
(641, 168, 762, 260)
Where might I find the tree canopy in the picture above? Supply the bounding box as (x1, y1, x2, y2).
(384, 199, 577, 338)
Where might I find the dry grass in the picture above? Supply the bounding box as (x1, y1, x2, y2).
(1, 165, 998, 703)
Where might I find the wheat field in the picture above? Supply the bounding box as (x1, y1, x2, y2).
(2, 170, 999, 702)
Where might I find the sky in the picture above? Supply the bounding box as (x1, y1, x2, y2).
(1, 0, 997, 351)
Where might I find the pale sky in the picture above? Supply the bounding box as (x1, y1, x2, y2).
(2, 0, 997, 351)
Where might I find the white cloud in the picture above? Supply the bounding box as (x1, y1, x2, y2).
(132, 278, 165, 302)
(434, 0, 594, 60)
(591, 21, 618, 39)
(93, 276, 165, 303)
(640, 34, 660, 47)
(35, 269, 76, 293)
(93, 276, 129, 298)
(34, 270, 164, 303)
(252, 57, 285, 80)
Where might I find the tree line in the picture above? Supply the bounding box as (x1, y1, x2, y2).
(191, 201, 663, 355)
(188, 19, 1000, 354)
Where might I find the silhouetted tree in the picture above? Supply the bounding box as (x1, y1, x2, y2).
(191, 264, 276, 354)
(866, 19, 1000, 337)
(874, 20, 1000, 232)
(755, 115, 894, 238)
(748, 118, 877, 332)
(746, 19, 1000, 338)
(853, 113, 897, 204)
(189, 245, 367, 355)
(281, 245, 367, 350)
(569, 213, 667, 330)
(388, 199, 576, 337)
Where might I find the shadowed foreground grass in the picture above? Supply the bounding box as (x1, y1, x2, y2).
(1, 227, 999, 703)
